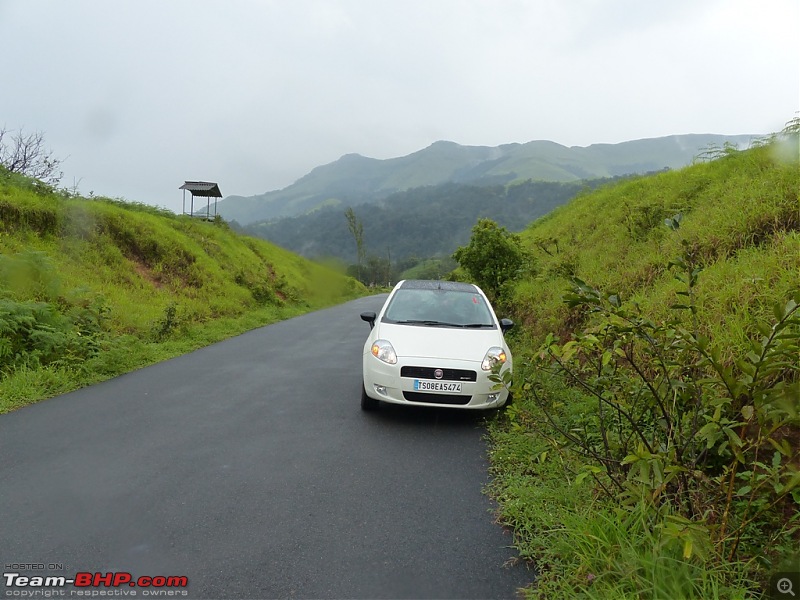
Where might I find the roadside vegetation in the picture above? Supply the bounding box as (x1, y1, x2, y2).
(0, 169, 365, 413)
(453, 121, 799, 598)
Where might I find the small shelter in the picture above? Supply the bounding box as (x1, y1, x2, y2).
(180, 181, 222, 220)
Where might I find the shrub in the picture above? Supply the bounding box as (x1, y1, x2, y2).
(0, 252, 111, 373)
(453, 218, 530, 300)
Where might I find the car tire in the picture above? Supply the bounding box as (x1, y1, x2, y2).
(361, 384, 379, 411)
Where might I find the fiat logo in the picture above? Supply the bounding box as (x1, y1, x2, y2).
(434, 369, 444, 379)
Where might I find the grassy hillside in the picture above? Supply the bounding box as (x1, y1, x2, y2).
(510, 138, 798, 359)
(0, 170, 365, 412)
(481, 129, 799, 598)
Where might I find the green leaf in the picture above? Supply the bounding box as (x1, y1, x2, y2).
(756, 321, 773, 337)
(561, 341, 578, 361)
(767, 438, 792, 456)
(724, 427, 742, 448)
(622, 453, 639, 465)
(665, 214, 683, 231)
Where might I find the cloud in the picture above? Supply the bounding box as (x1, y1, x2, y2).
(0, 0, 796, 212)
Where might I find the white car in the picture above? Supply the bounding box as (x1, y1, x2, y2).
(360, 280, 513, 411)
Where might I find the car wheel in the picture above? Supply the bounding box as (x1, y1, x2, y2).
(361, 384, 379, 411)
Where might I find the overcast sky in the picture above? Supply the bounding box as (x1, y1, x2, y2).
(1, 0, 797, 213)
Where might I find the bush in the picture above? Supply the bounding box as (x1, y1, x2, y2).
(0, 252, 111, 373)
(453, 218, 530, 300)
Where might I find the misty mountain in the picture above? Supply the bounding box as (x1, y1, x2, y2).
(243, 178, 622, 264)
(217, 134, 757, 225)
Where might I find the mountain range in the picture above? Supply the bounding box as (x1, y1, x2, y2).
(244, 179, 603, 265)
(216, 134, 758, 225)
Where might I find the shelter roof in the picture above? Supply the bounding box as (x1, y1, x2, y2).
(179, 181, 222, 197)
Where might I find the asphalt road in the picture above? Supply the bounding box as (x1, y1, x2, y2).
(0, 294, 533, 599)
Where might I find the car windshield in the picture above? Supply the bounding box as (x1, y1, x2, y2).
(381, 288, 496, 328)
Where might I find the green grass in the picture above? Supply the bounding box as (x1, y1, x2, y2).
(483, 130, 800, 598)
(398, 257, 457, 281)
(507, 138, 799, 361)
(0, 172, 366, 412)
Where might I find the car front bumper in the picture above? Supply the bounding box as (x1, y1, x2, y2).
(362, 353, 510, 410)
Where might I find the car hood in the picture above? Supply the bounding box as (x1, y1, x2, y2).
(376, 322, 504, 362)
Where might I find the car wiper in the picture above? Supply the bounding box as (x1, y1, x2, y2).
(395, 319, 465, 327)
(462, 323, 494, 328)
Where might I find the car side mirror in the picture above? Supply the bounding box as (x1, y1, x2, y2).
(500, 318, 514, 334)
(361, 311, 376, 330)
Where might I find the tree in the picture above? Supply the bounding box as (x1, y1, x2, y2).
(453, 218, 527, 300)
(0, 127, 64, 185)
(363, 254, 392, 286)
(344, 207, 365, 281)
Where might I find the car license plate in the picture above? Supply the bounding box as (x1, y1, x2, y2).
(414, 380, 462, 393)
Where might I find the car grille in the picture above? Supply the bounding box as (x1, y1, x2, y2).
(403, 391, 472, 405)
(400, 366, 477, 382)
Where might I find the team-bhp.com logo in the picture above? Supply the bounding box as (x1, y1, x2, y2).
(4, 572, 189, 596)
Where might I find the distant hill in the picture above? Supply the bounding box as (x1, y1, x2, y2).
(244, 178, 620, 264)
(217, 134, 758, 225)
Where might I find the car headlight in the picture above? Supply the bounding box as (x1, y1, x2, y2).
(371, 339, 397, 365)
(481, 346, 507, 371)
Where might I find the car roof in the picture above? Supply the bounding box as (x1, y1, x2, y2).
(398, 280, 479, 293)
